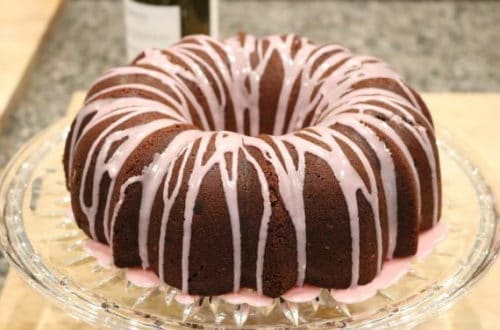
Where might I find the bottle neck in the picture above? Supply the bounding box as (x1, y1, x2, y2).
(124, 0, 217, 61)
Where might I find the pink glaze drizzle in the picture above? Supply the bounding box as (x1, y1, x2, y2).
(125, 268, 162, 288)
(82, 222, 447, 306)
(175, 292, 200, 305)
(83, 240, 113, 268)
(221, 290, 274, 307)
(66, 34, 441, 297)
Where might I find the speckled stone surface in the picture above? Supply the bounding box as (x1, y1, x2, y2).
(0, 0, 499, 290)
(0, 257, 7, 289)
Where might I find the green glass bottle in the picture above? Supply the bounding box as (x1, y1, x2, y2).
(124, 0, 218, 61)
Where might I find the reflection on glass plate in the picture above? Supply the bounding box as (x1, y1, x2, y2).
(0, 119, 498, 329)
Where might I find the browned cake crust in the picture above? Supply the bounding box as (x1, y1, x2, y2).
(64, 34, 441, 298)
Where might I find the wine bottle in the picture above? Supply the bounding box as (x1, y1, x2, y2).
(124, 0, 219, 61)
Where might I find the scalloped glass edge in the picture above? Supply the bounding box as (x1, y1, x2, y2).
(0, 118, 498, 330)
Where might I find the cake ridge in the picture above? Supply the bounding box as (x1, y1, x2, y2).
(64, 33, 441, 298)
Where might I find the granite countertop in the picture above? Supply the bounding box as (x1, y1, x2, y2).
(0, 0, 499, 290)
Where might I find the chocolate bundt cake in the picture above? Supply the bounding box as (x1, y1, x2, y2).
(63, 34, 441, 298)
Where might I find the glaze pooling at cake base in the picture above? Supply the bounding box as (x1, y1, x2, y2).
(82, 222, 448, 305)
(64, 33, 441, 298)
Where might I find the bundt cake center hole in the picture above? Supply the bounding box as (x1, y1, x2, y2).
(215, 102, 320, 137)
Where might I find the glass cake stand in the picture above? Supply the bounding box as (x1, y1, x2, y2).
(0, 119, 498, 330)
